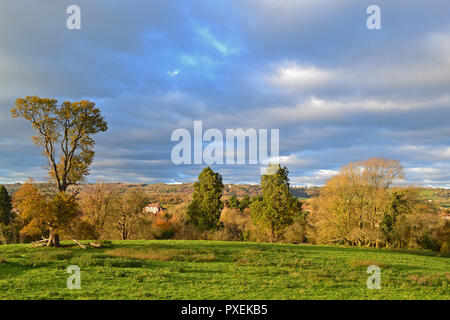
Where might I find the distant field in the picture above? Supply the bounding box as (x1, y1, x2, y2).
(0, 240, 448, 300)
(418, 189, 450, 208)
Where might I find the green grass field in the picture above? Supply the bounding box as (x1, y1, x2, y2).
(0, 240, 448, 300)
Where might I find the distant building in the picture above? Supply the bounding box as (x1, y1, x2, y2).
(143, 202, 165, 215)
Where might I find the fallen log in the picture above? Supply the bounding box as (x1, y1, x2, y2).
(31, 238, 49, 247)
(89, 242, 102, 248)
(70, 238, 87, 249)
(32, 238, 48, 243)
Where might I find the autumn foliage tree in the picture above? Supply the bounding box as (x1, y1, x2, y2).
(78, 183, 115, 239)
(111, 189, 148, 240)
(11, 96, 108, 193)
(311, 158, 413, 247)
(13, 181, 79, 246)
(11, 96, 107, 246)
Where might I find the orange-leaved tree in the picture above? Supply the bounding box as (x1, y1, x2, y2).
(13, 181, 79, 246)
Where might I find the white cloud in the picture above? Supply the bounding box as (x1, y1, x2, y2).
(258, 95, 450, 125)
(268, 62, 333, 89)
(266, 154, 313, 167)
(403, 163, 450, 188)
(167, 69, 180, 77)
(405, 167, 443, 175)
(396, 145, 450, 162)
(291, 169, 339, 186)
(266, 30, 450, 93)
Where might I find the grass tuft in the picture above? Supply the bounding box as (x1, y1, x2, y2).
(349, 259, 389, 268)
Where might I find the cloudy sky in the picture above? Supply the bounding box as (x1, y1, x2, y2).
(0, 0, 449, 187)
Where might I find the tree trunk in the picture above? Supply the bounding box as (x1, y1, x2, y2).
(270, 226, 276, 242)
(54, 234, 60, 247)
(47, 227, 61, 247)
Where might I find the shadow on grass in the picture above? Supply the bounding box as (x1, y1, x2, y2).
(0, 260, 29, 279)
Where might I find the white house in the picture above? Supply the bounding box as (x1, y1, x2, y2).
(143, 202, 165, 215)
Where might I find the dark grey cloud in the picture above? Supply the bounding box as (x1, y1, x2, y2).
(0, 0, 449, 187)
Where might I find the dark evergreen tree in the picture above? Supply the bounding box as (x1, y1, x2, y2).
(238, 195, 251, 211)
(226, 195, 240, 209)
(250, 164, 301, 241)
(0, 185, 13, 225)
(187, 167, 224, 232)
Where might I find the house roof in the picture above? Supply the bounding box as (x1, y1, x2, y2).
(146, 202, 162, 208)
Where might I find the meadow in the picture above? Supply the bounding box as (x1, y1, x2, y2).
(0, 240, 448, 300)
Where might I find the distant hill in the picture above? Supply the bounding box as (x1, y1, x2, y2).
(2, 182, 448, 209)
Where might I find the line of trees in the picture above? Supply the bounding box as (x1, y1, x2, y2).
(2, 159, 449, 252)
(185, 165, 305, 242)
(2, 163, 307, 245)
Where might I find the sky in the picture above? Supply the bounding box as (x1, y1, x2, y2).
(0, 0, 449, 187)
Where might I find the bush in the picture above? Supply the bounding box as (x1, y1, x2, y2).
(211, 223, 243, 241)
(171, 213, 202, 240)
(0, 219, 23, 244)
(420, 221, 450, 252)
(283, 220, 308, 244)
(153, 219, 175, 239)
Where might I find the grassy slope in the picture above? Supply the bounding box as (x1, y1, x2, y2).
(0, 240, 448, 300)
